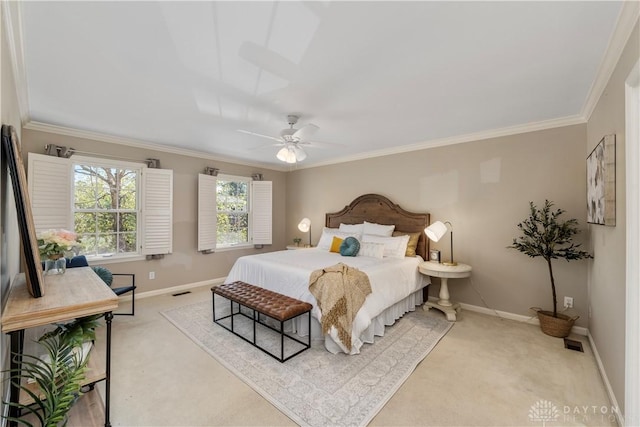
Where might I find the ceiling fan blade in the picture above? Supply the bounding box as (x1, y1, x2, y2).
(248, 142, 285, 151)
(298, 140, 344, 149)
(292, 124, 319, 141)
(237, 129, 283, 143)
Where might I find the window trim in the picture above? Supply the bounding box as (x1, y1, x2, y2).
(29, 152, 174, 264)
(215, 173, 252, 250)
(71, 155, 145, 261)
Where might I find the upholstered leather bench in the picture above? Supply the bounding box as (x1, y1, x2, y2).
(211, 281, 312, 362)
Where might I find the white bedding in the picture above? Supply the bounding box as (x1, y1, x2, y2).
(224, 248, 428, 354)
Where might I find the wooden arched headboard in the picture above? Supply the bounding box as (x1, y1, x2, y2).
(325, 194, 430, 260)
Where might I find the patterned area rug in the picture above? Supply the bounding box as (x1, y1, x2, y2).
(162, 300, 452, 427)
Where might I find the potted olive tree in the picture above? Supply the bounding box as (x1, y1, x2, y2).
(509, 200, 592, 337)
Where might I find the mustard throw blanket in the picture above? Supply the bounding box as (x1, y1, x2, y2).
(308, 263, 372, 351)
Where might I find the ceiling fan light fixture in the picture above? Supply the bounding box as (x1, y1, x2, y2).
(293, 145, 307, 161)
(276, 146, 291, 162)
(285, 150, 297, 163)
(276, 144, 306, 163)
(280, 128, 296, 138)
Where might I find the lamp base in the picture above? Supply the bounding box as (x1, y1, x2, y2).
(442, 261, 458, 266)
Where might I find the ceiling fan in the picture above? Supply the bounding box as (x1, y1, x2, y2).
(238, 115, 319, 163)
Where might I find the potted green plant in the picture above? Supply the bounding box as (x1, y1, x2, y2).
(293, 237, 302, 247)
(3, 315, 100, 426)
(509, 200, 592, 337)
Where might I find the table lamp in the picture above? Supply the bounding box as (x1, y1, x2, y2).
(298, 218, 311, 247)
(425, 220, 457, 266)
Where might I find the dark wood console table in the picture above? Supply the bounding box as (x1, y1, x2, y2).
(1, 267, 118, 427)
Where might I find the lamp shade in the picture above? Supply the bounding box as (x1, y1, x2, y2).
(277, 144, 307, 163)
(277, 146, 297, 163)
(425, 221, 448, 242)
(298, 218, 311, 232)
(292, 145, 307, 161)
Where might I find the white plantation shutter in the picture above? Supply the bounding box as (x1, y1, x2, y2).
(27, 153, 72, 233)
(198, 174, 217, 251)
(141, 168, 173, 255)
(251, 181, 272, 245)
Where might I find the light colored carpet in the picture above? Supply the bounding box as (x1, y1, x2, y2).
(162, 300, 452, 427)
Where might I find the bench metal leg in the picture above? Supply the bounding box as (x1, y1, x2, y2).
(211, 290, 312, 362)
(280, 321, 285, 361)
(253, 309, 257, 344)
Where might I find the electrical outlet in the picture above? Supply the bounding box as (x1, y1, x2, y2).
(564, 296, 573, 309)
(149, 271, 155, 280)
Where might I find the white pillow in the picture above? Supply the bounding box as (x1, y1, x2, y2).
(339, 223, 364, 234)
(363, 221, 395, 237)
(317, 228, 360, 251)
(362, 234, 410, 258)
(357, 242, 385, 259)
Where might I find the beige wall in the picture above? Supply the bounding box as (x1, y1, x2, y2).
(586, 20, 639, 418)
(1, 2, 22, 299)
(1, 1, 26, 414)
(21, 129, 288, 294)
(287, 124, 590, 326)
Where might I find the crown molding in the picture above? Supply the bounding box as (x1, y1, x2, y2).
(298, 114, 586, 170)
(25, 113, 585, 174)
(581, 1, 640, 121)
(23, 121, 289, 172)
(2, 1, 30, 125)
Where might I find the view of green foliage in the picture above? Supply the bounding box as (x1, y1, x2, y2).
(73, 165, 138, 256)
(216, 178, 249, 246)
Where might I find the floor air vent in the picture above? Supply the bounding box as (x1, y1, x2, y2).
(563, 338, 584, 352)
(172, 291, 192, 297)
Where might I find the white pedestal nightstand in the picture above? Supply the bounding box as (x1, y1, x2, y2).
(419, 261, 472, 321)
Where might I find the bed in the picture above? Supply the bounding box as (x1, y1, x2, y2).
(225, 194, 431, 354)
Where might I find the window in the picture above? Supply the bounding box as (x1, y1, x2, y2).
(216, 175, 250, 248)
(72, 161, 140, 257)
(28, 153, 173, 261)
(197, 174, 272, 252)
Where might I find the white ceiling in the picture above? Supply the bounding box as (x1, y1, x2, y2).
(19, 1, 624, 169)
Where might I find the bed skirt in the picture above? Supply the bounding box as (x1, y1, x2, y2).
(288, 287, 426, 354)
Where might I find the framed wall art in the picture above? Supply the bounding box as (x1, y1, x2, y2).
(1, 124, 45, 297)
(586, 134, 616, 226)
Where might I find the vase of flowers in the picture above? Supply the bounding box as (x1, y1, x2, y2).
(37, 229, 80, 275)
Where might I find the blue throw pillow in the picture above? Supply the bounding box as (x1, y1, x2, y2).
(339, 237, 360, 257)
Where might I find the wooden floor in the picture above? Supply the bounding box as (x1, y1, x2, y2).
(18, 388, 105, 427)
(68, 388, 105, 427)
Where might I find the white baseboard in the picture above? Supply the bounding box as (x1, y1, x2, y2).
(428, 296, 589, 336)
(116, 277, 226, 302)
(588, 331, 625, 427)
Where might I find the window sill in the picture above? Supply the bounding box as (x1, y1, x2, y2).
(86, 254, 146, 266)
(214, 244, 256, 253)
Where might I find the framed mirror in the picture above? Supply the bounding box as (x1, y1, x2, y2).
(2, 124, 44, 297)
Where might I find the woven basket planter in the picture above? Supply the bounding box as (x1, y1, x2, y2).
(533, 308, 578, 338)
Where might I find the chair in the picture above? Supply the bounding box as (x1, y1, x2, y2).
(91, 266, 136, 316)
(66, 256, 136, 316)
